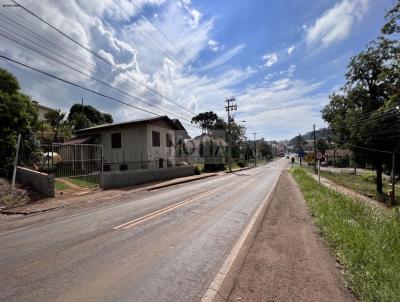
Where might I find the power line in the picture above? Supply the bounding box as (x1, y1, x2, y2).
(0, 54, 200, 129)
(0, 14, 194, 123)
(11, 0, 196, 116)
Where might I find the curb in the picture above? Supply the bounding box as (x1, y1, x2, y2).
(201, 171, 282, 302)
(146, 173, 218, 191)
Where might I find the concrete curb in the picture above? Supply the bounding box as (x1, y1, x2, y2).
(201, 171, 282, 302)
(146, 173, 218, 191)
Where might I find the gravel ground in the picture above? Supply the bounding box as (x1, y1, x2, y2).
(228, 170, 356, 302)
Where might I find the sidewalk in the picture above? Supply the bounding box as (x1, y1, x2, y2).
(227, 171, 355, 302)
(1, 172, 219, 215)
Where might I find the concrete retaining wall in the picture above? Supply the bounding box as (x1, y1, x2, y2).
(16, 167, 55, 197)
(100, 166, 195, 189)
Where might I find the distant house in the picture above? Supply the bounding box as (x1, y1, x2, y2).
(183, 134, 227, 164)
(66, 116, 188, 171)
(32, 100, 54, 121)
(325, 149, 351, 166)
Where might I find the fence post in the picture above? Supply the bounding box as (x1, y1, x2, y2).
(11, 134, 21, 192)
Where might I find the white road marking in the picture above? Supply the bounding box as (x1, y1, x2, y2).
(112, 182, 233, 230)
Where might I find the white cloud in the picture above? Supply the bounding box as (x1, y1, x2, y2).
(287, 45, 295, 54)
(262, 53, 278, 67)
(306, 0, 369, 47)
(207, 39, 224, 52)
(200, 44, 246, 71)
(236, 77, 326, 139)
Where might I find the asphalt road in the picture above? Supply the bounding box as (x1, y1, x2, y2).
(0, 159, 286, 302)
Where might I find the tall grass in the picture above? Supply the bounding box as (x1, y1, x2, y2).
(291, 167, 400, 302)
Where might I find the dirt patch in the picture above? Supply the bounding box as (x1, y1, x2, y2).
(0, 178, 41, 211)
(227, 171, 356, 302)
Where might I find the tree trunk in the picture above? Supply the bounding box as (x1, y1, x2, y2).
(376, 160, 383, 195)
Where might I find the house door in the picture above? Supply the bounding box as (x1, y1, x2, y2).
(159, 158, 164, 168)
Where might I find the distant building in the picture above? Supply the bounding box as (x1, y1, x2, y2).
(66, 116, 188, 171)
(32, 100, 54, 121)
(183, 134, 227, 164)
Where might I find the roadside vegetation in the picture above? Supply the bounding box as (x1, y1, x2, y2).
(66, 177, 98, 189)
(319, 170, 399, 202)
(54, 180, 70, 191)
(292, 167, 400, 302)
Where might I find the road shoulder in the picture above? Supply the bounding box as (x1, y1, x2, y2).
(227, 170, 356, 302)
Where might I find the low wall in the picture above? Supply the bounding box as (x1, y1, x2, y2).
(16, 167, 54, 197)
(100, 166, 195, 189)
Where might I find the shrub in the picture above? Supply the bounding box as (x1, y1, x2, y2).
(194, 165, 201, 175)
(236, 161, 246, 168)
(361, 171, 376, 183)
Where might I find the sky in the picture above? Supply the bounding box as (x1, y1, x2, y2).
(0, 0, 395, 140)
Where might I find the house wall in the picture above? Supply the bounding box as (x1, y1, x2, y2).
(147, 120, 176, 169)
(98, 125, 148, 171)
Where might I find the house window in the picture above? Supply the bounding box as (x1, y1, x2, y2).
(166, 133, 173, 147)
(111, 133, 121, 149)
(152, 131, 160, 147)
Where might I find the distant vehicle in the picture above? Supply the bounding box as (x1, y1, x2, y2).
(279, 152, 285, 157)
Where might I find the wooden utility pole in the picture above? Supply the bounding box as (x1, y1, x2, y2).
(251, 132, 257, 167)
(392, 152, 396, 205)
(225, 97, 237, 172)
(298, 134, 302, 166)
(11, 134, 21, 192)
(313, 124, 317, 173)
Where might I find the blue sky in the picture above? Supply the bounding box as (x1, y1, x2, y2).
(0, 0, 394, 140)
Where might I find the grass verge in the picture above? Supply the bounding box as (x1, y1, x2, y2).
(66, 177, 98, 189)
(319, 170, 399, 202)
(291, 167, 400, 302)
(54, 180, 70, 191)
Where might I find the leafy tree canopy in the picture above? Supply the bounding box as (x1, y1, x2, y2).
(0, 68, 39, 172)
(68, 103, 113, 128)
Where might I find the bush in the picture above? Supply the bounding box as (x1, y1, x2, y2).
(194, 165, 201, 175)
(236, 161, 246, 168)
(361, 171, 376, 183)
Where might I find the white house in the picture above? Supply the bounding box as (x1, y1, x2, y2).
(68, 116, 188, 171)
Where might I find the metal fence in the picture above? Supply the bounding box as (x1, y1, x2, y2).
(39, 143, 103, 184)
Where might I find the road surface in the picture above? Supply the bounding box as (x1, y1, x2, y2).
(0, 160, 285, 302)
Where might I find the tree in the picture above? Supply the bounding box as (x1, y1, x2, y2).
(191, 111, 218, 134)
(44, 109, 66, 142)
(0, 68, 40, 173)
(68, 103, 113, 127)
(70, 112, 91, 131)
(316, 138, 329, 154)
(322, 2, 400, 195)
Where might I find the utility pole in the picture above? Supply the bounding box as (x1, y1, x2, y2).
(225, 97, 237, 172)
(251, 132, 257, 167)
(392, 152, 396, 205)
(11, 134, 21, 192)
(313, 124, 317, 173)
(298, 134, 302, 166)
(81, 98, 84, 114)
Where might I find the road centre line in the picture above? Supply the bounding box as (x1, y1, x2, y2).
(112, 181, 235, 230)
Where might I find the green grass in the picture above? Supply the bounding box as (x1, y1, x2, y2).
(291, 167, 400, 302)
(318, 170, 399, 202)
(54, 180, 70, 190)
(66, 177, 98, 189)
